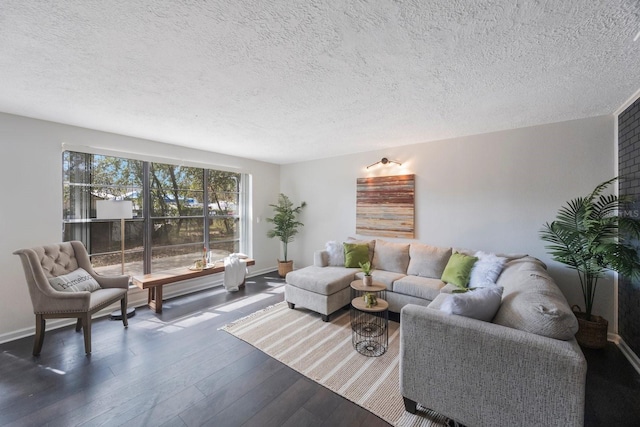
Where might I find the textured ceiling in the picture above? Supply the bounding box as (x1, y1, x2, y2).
(1, 1, 639, 164)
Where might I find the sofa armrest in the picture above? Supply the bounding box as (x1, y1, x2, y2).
(400, 304, 586, 427)
(314, 250, 329, 267)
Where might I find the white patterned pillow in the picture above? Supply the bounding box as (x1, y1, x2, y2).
(469, 251, 506, 288)
(48, 268, 101, 292)
(325, 241, 345, 266)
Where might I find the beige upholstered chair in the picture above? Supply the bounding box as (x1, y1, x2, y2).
(13, 241, 129, 355)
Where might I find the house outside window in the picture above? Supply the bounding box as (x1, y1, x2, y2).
(63, 150, 246, 276)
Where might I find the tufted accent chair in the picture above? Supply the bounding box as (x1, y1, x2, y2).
(13, 241, 129, 355)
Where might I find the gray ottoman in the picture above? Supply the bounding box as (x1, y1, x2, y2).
(285, 266, 357, 321)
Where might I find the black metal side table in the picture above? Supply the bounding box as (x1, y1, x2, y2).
(350, 280, 389, 357)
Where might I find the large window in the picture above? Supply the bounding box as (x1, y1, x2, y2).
(63, 151, 246, 276)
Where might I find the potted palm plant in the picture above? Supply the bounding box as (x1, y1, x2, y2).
(266, 193, 307, 277)
(540, 177, 640, 348)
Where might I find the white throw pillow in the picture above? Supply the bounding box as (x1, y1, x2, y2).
(48, 268, 101, 293)
(468, 251, 506, 288)
(325, 241, 345, 266)
(440, 286, 504, 322)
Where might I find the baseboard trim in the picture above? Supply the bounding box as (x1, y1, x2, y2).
(609, 333, 640, 376)
(0, 268, 277, 345)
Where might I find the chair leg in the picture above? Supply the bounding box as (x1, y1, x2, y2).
(33, 314, 45, 356)
(75, 318, 82, 332)
(120, 294, 128, 328)
(81, 314, 91, 354)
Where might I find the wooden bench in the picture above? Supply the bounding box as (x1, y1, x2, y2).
(132, 258, 255, 313)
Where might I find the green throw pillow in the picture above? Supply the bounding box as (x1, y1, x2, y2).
(441, 253, 478, 288)
(344, 243, 370, 268)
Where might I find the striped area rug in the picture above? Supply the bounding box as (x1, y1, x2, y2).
(221, 301, 448, 427)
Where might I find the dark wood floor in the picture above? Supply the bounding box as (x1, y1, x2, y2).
(0, 272, 639, 427)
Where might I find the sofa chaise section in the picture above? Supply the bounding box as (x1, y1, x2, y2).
(284, 266, 357, 321)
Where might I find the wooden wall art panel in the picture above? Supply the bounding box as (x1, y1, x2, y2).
(356, 174, 415, 238)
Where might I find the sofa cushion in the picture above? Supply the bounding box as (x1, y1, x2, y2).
(372, 240, 410, 274)
(343, 243, 370, 268)
(439, 283, 460, 294)
(427, 292, 449, 310)
(441, 253, 478, 288)
(454, 247, 529, 262)
(393, 275, 445, 301)
(493, 259, 579, 340)
(286, 266, 357, 295)
(314, 250, 329, 267)
(89, 287, 127, 309)
(407, 243, 452, 278)
(496, 257, 557, 292)
(494, 290, 579, 340)
(438, 286, 504, 322)
(356, 270, 405, 290)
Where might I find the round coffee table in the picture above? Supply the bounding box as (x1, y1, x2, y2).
(350, 280, 389, 357)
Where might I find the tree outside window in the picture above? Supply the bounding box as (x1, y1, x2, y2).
(63, 151, 245, 276)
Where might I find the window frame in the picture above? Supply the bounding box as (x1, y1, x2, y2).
(62, 150, 248, 276)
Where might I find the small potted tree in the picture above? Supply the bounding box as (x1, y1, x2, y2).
(266, 193, 307, 277)
(540, 177, 640, 348)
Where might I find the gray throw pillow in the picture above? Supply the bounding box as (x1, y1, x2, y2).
(407, 243, 452, 278)
(439, 286, 504, 322)
(372, 240, 410, 274)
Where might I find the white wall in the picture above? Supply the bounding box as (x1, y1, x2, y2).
(281, 115, 617, 328)
(0, 112, 281, 342)
(0, 112, 619, 341)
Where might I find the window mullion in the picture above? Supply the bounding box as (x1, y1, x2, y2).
(204, 169, 210, 250)
(143, 161, 152, 274)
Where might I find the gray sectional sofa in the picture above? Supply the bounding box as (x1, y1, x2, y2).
(285, 238, 587, 427)
(285, 239, 456, 318)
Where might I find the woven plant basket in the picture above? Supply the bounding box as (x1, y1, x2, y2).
(277, 260, 293, 278)
(572, 306, 608, 349)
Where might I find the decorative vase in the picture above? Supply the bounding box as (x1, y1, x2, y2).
(277, 260, 294, 278)
(363, 275, 373, 286)
(574, 311, 608, 349)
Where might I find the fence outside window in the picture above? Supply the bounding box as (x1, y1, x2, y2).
(63, 151, 246, 276)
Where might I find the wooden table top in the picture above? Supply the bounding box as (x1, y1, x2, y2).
(350, 280, 386, 292)
(351, 297, 389, 312)
(132, 258, 255, 289)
